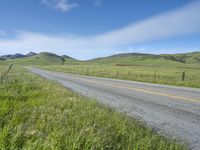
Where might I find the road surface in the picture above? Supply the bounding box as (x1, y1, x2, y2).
(27, 67, 200, 149)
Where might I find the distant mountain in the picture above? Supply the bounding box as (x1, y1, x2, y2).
(0, 52, 37, 60)
(0, 56, 6, 60)
(26, 52, 37, 57)
(0, 53, 26, 59)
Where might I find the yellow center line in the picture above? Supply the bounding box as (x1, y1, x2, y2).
(72, 76, 200, 104)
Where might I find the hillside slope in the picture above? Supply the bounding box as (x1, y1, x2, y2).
(88, 53, 182, 67)
(0, 52, 76, 66)
(88, 52, 200, 67)
(161, 52, 200, 64)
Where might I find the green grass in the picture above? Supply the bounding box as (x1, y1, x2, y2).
(42, 64, 200, 88)
(0, 67, 186, 150)
(0, 66, 7, 72)
(34, 52, 200, 88)
(1, 51, 199, 88)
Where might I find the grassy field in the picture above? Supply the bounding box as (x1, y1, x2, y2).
(1, 51, 199, 88)
(0, 66, 7, 73)
(42, 64, 200, 88)
(0, 66, 8, 84)
(0, 66, 186, 149)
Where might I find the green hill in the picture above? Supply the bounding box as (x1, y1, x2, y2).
(87, 53, 181, 67)
(161, 52, 200, 64)
(87, 52, 200, 67)
(0, 52, 77, 66)
(0, 51, 199, 67)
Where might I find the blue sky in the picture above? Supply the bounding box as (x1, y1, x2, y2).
(0, 0, 200, 59)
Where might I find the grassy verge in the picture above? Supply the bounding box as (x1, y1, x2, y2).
(0, 66, 9, 85)
(0, 67, 187, 149)
(41, 64, 200, 88)
(0, 66, 7, 73)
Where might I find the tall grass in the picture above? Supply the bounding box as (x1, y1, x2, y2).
(0, 66, 10, 85)
(0, 66, 7, 73)
(42, 64, 200, 88)
(0, 67, 186, 149)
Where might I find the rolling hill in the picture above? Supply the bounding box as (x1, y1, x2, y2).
(0, 51, 199, 67)
(87, 52, 200, 67)
(161, 52, 200, 64)
(0, 52, 77, 66)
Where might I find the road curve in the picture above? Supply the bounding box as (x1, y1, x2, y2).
(27, 67, 200, 149)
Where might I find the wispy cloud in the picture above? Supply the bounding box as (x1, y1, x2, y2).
(94, 0, 102, 6)
(94, 1, 200, 46)
(0, 1, 200, 59)
(42, 0, 78, 12)
(0, 30, 7, 36)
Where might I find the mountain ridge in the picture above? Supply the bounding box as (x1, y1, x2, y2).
(0, 52, 76, 66)
(0, 51, 199, 66)
(0, 52, 37, 60)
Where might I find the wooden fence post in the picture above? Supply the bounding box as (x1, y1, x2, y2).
(182, 71, 186, 81)
(116, 71, 119, 77)
(7, 64, 13, 74)
(0, 73, 3, 85)
(154, 70, 157, 82)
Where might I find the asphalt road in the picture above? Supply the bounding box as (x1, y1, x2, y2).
(27, 67, 200, 149)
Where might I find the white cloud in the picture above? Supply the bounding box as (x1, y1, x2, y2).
(0, 30, 7, 36)
(0, 1, 200, 59)
(42, 0, 78, 12)
(94, 1, 200, 46)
